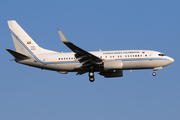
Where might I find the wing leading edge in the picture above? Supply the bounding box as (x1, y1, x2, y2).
(58, 30, 103, 67)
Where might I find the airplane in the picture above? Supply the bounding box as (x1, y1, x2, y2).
(6, 20, 174, 82)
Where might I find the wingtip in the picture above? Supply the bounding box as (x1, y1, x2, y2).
(58, 30, 69, 43)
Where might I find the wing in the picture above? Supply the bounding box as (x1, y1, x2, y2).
(58, 30, 102, 68)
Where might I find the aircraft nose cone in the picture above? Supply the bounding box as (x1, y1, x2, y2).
(165, 57, 174, 66)
(169, 57, 174, 64)
(171, 58, 174, 63)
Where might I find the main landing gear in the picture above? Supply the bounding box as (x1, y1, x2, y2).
(89, 69, 95, 82)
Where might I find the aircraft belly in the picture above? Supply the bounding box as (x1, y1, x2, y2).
(122, 60, 165, 70)
(45, 63, 79, 71)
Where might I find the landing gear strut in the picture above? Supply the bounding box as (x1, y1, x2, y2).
(152, 67, 163, 76)
(89, 69, 95, 82)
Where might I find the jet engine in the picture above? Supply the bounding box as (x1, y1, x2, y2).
(103, 60, 123, 70)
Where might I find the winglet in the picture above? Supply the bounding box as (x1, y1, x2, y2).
(57, 30, 103, 64)
(58, 30, 69, 43)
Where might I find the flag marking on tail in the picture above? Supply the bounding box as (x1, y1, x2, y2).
(27, 41, 31, 44)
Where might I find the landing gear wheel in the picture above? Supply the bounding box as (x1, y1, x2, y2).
(89, 69, 95, 82)
(89, 72, 94, 77)
(152, 72, 156, 76)
(89, 77, 95, 82)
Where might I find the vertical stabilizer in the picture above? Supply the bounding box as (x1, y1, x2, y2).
(7, 20, 57, 56)
(7, 20, 41, 55)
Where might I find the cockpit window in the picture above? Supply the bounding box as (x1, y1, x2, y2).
(158, 53, 166, 56)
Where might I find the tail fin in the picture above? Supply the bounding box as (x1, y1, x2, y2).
(7, 20, 57, 57)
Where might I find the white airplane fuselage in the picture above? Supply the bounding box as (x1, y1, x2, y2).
(7, 20, 174, 82)
(18, 50, 173, 72)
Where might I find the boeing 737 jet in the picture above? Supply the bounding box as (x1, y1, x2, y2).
(6, 20, 174, 82)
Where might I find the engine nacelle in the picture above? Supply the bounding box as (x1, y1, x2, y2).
(104, 60, 123, 70)
(100, 70, 123, 78)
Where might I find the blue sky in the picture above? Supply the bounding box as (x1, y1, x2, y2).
(0, 0, 180, 120)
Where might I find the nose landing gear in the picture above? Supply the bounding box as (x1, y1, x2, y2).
(152, 67, 163, 76)
(152, 72, 156, 76)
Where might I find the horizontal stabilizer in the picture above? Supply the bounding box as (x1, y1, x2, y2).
(6, 49, 29, 60)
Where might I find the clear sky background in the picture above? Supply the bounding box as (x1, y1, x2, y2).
(0, 0, 180, 120)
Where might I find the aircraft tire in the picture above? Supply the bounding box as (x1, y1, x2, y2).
(89, 77, 95, 82)
(89, 72, 94, 77)
(152, 72, 156, 76)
